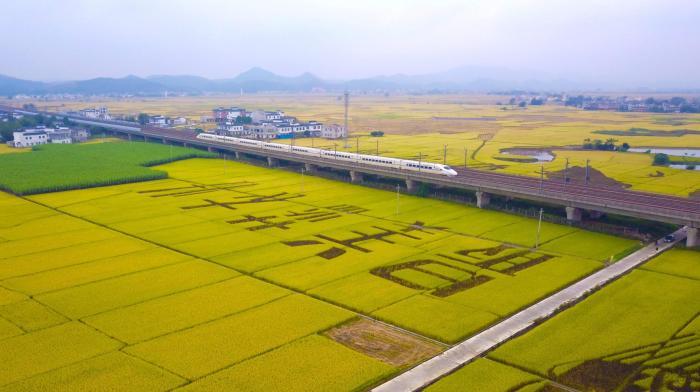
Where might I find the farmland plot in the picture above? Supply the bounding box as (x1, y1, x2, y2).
(431, 249, 700, 391)
(26, 158, 635, 345)
(0, 150, 646, 390)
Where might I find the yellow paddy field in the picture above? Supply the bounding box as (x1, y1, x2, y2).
(21, 94, 700, 196)
(0, 155, 641, 390)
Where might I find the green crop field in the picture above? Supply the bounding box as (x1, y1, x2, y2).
(431, 248, 700, 391)
(0, 147, 662, 391)
(0, 141, 215, 195)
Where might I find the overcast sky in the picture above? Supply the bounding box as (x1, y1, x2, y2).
(1, 0, 699, 86)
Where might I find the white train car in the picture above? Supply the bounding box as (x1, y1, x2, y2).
(196, 133, 458, 176)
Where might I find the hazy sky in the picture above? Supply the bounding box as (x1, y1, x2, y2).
(2, 0, 699, 86)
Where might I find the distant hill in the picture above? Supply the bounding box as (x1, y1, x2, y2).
(1, 66, 689, 95)
(0, 74, 47, 95)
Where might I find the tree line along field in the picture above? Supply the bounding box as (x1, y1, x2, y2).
(425, 249, 700, 391)
(0, 146, 645, 390)
(15, 94, 700, 197)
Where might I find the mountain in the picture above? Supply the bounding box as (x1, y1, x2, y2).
(0, 74, 47, 95)
(50, 75, 166, 94)
(147, 75, 215, 92)
(1, 66, 687, 95)
(216, 68, 327, 92)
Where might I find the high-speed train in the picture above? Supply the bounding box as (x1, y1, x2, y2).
(197, 133, 458, 176)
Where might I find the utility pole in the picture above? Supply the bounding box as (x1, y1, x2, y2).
(334, 143, 337, 159)
(464, 148, 468, 168)
(443, 145, 447, 165)
(585, 159, 590, 185)
(356, 136, 359, 154)
(376, 139, 379, 156)
(535, 208, 543, 249)
(564, 157, 569, 184)
(419, 153, 422, 172)
(300, 167, 304, 192)
(343, 90, 350, 149)
(539, 165, 544, 193)
(396, 184, 400, 215)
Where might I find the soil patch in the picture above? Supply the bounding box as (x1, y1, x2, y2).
(547, 166, 630, 189)
(324, 318, 443, 367)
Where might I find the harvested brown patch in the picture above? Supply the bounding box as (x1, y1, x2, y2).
(553, 359, 638, 391)
(547, 166, 630, 189)
(325, 318, 443, 367)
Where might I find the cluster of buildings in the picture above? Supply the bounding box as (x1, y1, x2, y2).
(211, 106, 346, 140)
(145, 115, 188, 127)
(76, 107, 112, 120)
(563, 95, 698, 113)
(8, 126, 89, 148)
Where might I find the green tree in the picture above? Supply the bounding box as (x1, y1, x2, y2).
(653, 153, 670, 166)
(137, 113, 150, 125)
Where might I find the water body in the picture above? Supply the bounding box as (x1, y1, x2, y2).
(670, 164, 700, 171)
(500, 149, 555, 162)
(628, 148, 700, 157)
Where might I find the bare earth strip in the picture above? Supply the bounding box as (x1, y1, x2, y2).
(372, 227, 689, 392)
(324, 318, 443, 368)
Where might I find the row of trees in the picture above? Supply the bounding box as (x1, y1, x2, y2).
(582, 138, 630, 151)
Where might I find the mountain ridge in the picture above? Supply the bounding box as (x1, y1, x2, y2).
(1, 67, 695, 95)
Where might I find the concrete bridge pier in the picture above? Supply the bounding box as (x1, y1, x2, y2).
(350, 170, 363, 184)
(588, 210, 605, 219)
(233, 151, 241, 159)
(304, 163, 317, 173)
(687, 227, 698, 248)
(183, 143, 189, 148)
(162, 138, 168, 144)
(127, 134, 132, 141)
(267, 157, 278, 167)
(405, 179, 417, 193)
(207, 146, 214, 153)
(566, 206, 582, 222)
(475, 191, 491, 209)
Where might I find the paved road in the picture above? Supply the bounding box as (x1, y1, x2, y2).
(372, 227, 688, 392)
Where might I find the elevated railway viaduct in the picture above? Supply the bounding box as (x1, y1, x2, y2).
(4, 105, 699, 246)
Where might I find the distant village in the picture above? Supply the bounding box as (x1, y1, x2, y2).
(499, 93, 700, 113)
(206, 106, 346, 140)
(1, 103, 347, 148)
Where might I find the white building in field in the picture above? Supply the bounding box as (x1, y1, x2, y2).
(321, 124, 346, 139)
(250, 110, 285, 123)
(79, 107, 111, 120)
(9, 126, 87, 148)
(149, 115, 168, 126)
(11, 129, 48, 147)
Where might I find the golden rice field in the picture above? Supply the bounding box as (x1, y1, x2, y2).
(430, 248, 700, 392)
(16, 93, 700, 196)
(0, 152, 645, 390)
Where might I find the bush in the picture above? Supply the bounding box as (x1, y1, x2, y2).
(653, 153, 670, 166)
(370, 131, 384, 137)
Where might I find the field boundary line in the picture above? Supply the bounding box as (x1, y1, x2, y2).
(372, 227, 688, 392)
(21, 195, 445, 349)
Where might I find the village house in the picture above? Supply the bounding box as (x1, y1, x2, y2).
(321, 124, 347, 139)
(79, 107, 111, 120)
